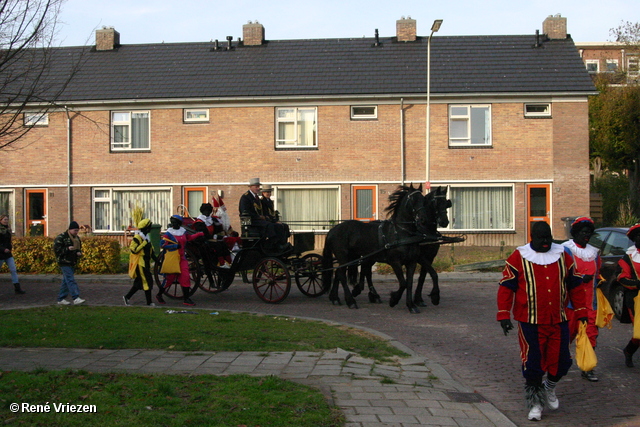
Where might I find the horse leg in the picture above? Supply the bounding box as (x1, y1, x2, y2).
(349, 264, 363, 298)
(329, 267, 344, 306)
(404, 263, 420, 314)
(364, 264, 382, 303)
(427, 266, 440, 306)
(389, 264, 407, 308)
(414, 266, 428, 307)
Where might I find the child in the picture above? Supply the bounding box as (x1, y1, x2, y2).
(125, 219, 157, 306)
(219, 231, 242, 267)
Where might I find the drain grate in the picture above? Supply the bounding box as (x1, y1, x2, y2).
(445, 391, 487, 403)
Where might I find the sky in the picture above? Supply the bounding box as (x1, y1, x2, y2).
(55, 0, 639, 47)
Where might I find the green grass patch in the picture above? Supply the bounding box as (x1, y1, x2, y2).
(0, 306, 406, 362)
(0, 370, 342, 426)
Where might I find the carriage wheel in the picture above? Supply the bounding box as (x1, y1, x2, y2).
(294, 253, 325, 297)
(153, 248, 201, 300)
(252, 257, 291, 304)
(198, 265, 235, 294)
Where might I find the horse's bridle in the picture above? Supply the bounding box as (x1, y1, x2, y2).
(395, 190, 428, 234)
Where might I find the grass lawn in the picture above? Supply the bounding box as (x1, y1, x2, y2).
(0, 306, 406, 426)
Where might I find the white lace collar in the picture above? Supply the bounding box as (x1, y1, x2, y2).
(134, 230, 150, 242)
(562, 240, 599, 262)
(626, 245, 640, 263)
(166, 227, 186, 237)
(197, 214, 213, 226)
(517, 243, 564, 265)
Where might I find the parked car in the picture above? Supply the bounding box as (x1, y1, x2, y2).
(590, 227, 633, 322)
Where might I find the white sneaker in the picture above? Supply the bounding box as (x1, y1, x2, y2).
(147, 303, 156, 307)
(57, 299, 70, 305)
(73, 297, 85, 305)
(220, 263, 231, 269)
(528, 404, 543, 421)
(123, 296, 130, 306)
(545, 388, 559, 411)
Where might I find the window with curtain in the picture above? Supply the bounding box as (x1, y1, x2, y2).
(0, 191, 13, 223)
(277, 187, 339, 231)
(448, 186, 513, 230)
(276, 107, 317, 148)
(111, 111, 150, 150)
(449, 105, 491, 147)
(93, 188, 171, 231)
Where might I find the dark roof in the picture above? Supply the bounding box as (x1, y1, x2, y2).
(29, 34, 598, 103)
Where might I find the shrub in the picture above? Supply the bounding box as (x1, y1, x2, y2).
(1, 236, 121, 274)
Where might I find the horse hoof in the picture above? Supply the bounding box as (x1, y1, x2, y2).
(331, 300, 342, 306)
(409, 307, 421, 314)
(417, 301, 427, 307)
(430, 297, 440, 306)
(369, 295, 382, 304)
(348, 302, 359, 309)
(351, 289, 361, 298)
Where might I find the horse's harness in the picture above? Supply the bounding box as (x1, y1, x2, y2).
(378, 190, 431, 250)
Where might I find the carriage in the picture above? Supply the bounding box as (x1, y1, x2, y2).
(152, 208, 325, 304)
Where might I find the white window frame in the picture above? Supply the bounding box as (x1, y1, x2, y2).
(440, 183, 515, 232)
(274, 185, 340, 232)
(627, 55, 639, 79)
(585, 59, 599, 73)
(605, 59, 619, 73)
(448, 104, 492, 147)
(0, 190, 15, 227)
(24, 112, 49, 126)
(350, 106, 377, 120)
(92, 187, 171, 232)
(183, 108, 209, 123)
(275, 107, 317, 148)
(111, 110, 150, 151)
(524, 103, 551, 118)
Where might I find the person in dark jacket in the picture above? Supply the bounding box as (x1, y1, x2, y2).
(53, 221, 85, 305)
(0, 214, 25, 294)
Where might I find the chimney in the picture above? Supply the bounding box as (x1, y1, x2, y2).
(96, 27, 120, 51)
(243, 21, 264, 46)
(542, 14, 567, 40)
(396, 17, 416, 42)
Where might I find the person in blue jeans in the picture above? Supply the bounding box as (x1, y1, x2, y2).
(53, 221, 85, 305)
(0, 214, 25, 294)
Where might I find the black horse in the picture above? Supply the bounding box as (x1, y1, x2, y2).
(350, 186, 451, 308)
(322, 183, 430, 313)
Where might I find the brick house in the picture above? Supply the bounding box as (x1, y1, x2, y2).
(0, 15, 596, 247)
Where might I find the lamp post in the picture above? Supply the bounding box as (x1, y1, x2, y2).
(425, 19, 442, 189)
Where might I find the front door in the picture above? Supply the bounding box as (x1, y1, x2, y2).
(26, 189, 47, 236)
(183, 187, 206, 218)
(526, 184, 550, 238)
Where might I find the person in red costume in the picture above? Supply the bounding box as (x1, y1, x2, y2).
(616, 223, 640, 368)
(156, 215, 204, 306)
(562, 216, 601, 382)
(497, 221, 587, 421)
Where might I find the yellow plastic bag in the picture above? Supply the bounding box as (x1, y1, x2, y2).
(128, 251, 141, 279)
(160, 250, 181, 274)
(634, 295, 640, 340)
(596, 288, 614, 329)
(575, 321, 597, 372)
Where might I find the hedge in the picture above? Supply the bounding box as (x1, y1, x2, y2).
(0, 236, 121, 274)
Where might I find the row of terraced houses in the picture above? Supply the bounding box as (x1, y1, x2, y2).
(0, 14, 598, 247)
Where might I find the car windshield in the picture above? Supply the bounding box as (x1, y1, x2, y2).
(601, 231, 632, 257)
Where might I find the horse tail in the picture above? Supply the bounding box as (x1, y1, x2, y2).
(322, 236, 334, 292)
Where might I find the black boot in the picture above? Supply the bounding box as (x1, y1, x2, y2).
(624, 341, 638, 368)
(181, 286, 195, 306)
(13, 283, 25, 295)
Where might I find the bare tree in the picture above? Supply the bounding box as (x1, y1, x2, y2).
(610, 20, 640, 46)
(0, 0, 81, 150)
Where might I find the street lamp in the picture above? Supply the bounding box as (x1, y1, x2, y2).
(425, 19, 443, 188)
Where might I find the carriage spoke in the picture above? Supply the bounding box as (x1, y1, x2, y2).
(252, 257, 291, 304)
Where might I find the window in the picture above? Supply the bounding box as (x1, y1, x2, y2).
(353, 185, 377, 221)
(585, 59, 599, 73)
(93, 188, 171, 232)
(627, 55, 639, 80)
(351, 106, 377, 120)
(605, 59, 619, 72)
(0, 191, 14, 225)
(276, 107, 317, 148)
(446, 185, 513, 231)
(111, 111, 150, 150)
(276, 186, 339, 231)
(449, 105, 491, 147)
(24, 112, 48, 126)
(184, 109, 209, 122)
(524, 103, 551, 118)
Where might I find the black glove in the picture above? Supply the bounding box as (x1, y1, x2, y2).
(578, 317, 588, 323)
(620, 278, 640, 289)
(582, 274, 593, 283)
(500, 319, 514, 336)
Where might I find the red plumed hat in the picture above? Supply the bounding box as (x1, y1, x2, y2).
(212, 196, 225, 208)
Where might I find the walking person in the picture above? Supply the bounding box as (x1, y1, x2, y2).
(53, 221, 85, 305)
(124, 219, 157, 306)
(497, 221, 587, 421)
(156, 215, 203, 306)
(562, 216, 601, 381)
(0, 214, 25, 294)
(616, 223, 640, 368)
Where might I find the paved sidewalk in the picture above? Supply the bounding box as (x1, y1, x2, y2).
(0, 272, 515, 426)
